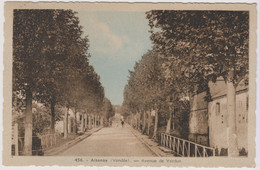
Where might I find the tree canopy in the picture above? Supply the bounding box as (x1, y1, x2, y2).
(13, 9, 110, 155)
(146, 11, 249, 91)
(123, 11, 249, 147)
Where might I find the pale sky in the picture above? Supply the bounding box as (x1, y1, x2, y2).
(77, 11, 152, 105)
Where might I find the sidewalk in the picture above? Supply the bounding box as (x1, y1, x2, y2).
(128, 124, 174, 157)
(44, 127, 103, 156)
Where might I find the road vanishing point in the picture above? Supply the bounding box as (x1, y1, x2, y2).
(58, 124, 157, 157)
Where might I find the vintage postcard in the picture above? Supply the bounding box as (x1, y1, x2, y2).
(2, 1, 257, 167)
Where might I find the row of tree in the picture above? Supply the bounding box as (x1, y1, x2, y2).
(122, 11, 249, 156)
(12, 9, 114, 155)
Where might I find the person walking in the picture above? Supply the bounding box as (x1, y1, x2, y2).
(121, 120, 124, 128)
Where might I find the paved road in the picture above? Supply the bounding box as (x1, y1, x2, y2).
(58, 124, 157, 157)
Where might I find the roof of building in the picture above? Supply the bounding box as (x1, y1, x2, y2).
(209, 77, 248, 99)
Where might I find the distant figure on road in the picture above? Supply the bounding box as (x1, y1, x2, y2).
(121, 120, 124, 127)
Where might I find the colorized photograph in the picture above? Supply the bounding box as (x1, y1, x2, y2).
(3, 2, 257, 167)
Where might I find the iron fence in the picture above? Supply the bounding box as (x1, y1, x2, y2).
(161, 133, 215, 157)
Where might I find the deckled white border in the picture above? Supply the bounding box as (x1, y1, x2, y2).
(0, 0, 259, 170)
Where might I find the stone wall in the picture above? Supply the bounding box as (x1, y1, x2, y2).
(189, 91, 209, 146)
(208, 91, 248, 152)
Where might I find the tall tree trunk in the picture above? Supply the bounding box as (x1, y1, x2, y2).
(138, 113, 141, 130)
(142, 110, 146, 134)
(23, 88, 32, 156)
(73, 110, 77, 134)
(68, 117, 71, 134)
(172, 106, 175, 130)
(64, 107, 69, 139)
(130, 114, 133, 126)
(137, 113, 140, 130)
(100, 116, 104, 126)
(92, 115, 95, 128)
(84, 114, 87, 131)
(96, 115, 98, 127)
(147, 110, 151, 136)
(81, 113, 84, 132)
(166, 109, 172, 134)
(88, 114, 91, 129)
(93, 115, 96, 128)
(227, 75, 238, 157)
(152, 108, 159, 140)
(136, 114, 138, 129)
(50, 96, 56, 132)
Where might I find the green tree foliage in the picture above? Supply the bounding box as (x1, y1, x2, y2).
(32, 103, 51, 135)
(146, 10, 248, 94)
(146, 10, 249, 155)
(123, 51, 168, 112)
(13, 9, 105, 155)
(102, 98, 115, 121)
(123, 50, 190, 139)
